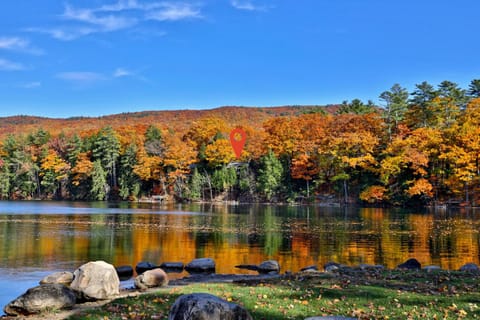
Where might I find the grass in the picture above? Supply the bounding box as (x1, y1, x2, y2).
(68, 269, 480, 320)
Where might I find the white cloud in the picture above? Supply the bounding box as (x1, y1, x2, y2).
(231, 0, 267, 11)
(0, 37, 28, 50)
(0, 58, 25, 71)
(28, 1, 204, 40)
(0, 37, 43, 55)
(97, 0, 164, 12)
(146, 3, 202, 21)
(56, 71, 106, 84)
(62, 4, 137, 32)
(113, 68, 132, 77)
(26, 27, 96, 41)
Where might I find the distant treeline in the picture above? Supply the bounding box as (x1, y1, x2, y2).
(0, 79, 479, 206)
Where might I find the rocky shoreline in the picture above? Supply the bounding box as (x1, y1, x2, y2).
(2, 257, 480, 319)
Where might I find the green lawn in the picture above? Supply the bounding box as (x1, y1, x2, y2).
(68, 269, 480, 320)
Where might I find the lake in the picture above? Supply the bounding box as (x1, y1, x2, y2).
(0, 201, 479, 311)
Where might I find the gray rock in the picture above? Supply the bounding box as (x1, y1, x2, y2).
(4, 284, 76, 316)
(185, 258, 216, 273)
(70, 260, 120, 300)
(396, 258, 421, 270)
(135, 268, 169, 291)
(235, 264, 259, 271)
(301, 265, 318, 272)
(258, 260, 280, 274)
(168, 293, 253, 320)
(459, 263, 480, 272)
(135, 261, 158, 275)
(160, 262, 184, 273)
(116, 265, 134, 280)
(324, 262, 341, 272)
(423, 265, 442, 272)
(39, 271, 74, 285)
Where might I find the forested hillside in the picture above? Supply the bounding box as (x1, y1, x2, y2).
(0, 80, 479, 206)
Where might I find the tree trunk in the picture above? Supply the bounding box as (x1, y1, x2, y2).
(343, 179, 348, 205)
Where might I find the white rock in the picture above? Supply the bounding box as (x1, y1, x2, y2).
(70, 261, 119, 300)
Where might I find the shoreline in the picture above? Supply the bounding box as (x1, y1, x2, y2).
(4, 265, 480, 320)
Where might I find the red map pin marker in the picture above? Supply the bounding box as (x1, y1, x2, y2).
(229, 128, 247, 159)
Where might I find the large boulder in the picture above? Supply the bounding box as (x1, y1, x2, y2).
(185, 258, 216, 273)
(168, 293, 253, 320)
(257, 260, 280, 274)
(134, 268, 169, 291)
(396, 258, 421, 270)
(70, 261, 120, 300)
(4, 284, 76, 316)
(39, 271, 74, 285)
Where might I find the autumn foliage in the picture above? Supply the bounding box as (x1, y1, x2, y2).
(0, 80, 479, 206)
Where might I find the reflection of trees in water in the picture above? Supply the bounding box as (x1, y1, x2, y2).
(1, 205, 480, 271)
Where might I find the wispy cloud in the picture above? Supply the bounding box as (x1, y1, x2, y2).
(56, 71, 106, 85)
(62, 4, 137, 32)
(28, 1, 204, 41)
(113, 67, 132, 77)
(0, 37, 43, 55)
(25, 27, 96, 41)
(0, 58, 25, 71)
(231, 0, 268, 11)
(146, 3, 202, 21)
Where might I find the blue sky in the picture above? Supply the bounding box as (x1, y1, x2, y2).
(0, 0, 479, 118)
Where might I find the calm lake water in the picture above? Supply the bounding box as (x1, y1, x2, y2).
(0, 201, 479, 310)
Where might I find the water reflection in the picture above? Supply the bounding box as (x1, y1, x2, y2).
(0, 202, 479, 274)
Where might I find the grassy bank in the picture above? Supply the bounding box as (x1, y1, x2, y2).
(68, 268, 480, 320)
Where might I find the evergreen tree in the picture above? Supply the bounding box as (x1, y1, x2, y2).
(337, 99, 375, 115)
(188, 167, 203, 200)
(468, 79, 480, 98)
(257, 150, 283, 201)
(0, 163, 10, 199)
(379, 83, 409, 138)
(406, 81, 438, 128)
(66, 134, 83, 167)
(118, 144, 140, 200)
(92, 126, 120, 189)
(91, 160, 108, 200)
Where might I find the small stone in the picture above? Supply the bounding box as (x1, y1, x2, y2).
(324, 262, 341, 272)
(459, 263, 480, 272)
(423, 265, 441, 272)
(134, 268, 169, 291)
(258, 260, 280, 274)
(185, 258, 215, 273)
(301, 265, 318, 272)
(396, 258, 421, 270)
(160, 262, 184, 272)
(116, 265, 134, 280)
(135, 261, 158, 275)
(39, 271, 74, 285)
